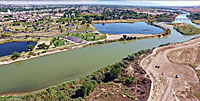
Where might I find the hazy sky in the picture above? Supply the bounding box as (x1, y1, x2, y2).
(0, 1, 200, 6)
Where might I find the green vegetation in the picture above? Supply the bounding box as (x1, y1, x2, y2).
(27, 44, 35, 51)
(1, 34, 10, 37)
(80, 80, 97, 97)
(51, 37, 66, 47)
(0, 96, 13, 100)
(28, 51, 35, 56)
(173, 23, 200, 35)
(188, 13, 200, 20)
(11, 51, 20, 60)
(58, 32, 106, 41)
(124, 76, 136, 86)
(155, 13, 174, 22)
(37, 43, 49, 49)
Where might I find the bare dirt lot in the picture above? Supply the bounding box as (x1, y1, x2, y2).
(141, 37, 200, 101)
(106, 34, 154, 41)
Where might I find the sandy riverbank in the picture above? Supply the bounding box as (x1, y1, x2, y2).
(106, 33, 154, 40)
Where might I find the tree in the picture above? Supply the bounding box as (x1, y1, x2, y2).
(25, 35, 30, 39)
(93, 36, 96, 40)
(11, 51, 20, 60)
(37, 43, 48, 49)
(111, 64, 121, 79)
(125, 76, 136, 86)
(80, 80, 97, 97)
(27, 45, 35, 51)
(123, 35, 127, 39)
(1, 34, 10, 37)
(82, 20, 86, 24)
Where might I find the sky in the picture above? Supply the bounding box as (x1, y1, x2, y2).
(0, 1, 200, 7)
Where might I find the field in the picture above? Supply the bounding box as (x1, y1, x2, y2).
(58, 32, 106, 41)
(173, 23, 200, 35)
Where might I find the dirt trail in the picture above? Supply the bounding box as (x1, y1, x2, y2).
(161, 77, 173, 101)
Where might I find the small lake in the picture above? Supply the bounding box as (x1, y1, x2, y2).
(0, 42, 37, 57)
(94, 22, 164, 34)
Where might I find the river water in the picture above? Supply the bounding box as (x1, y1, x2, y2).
(0, 16, 199, 95)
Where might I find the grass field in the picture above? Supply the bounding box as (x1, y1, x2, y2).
(173, 23, 200, 35)
(58, 32, 106, 41)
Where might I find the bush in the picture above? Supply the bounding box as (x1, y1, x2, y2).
(27, 45, 35, 51)
(28, 51, 35, 56)
(37, 43, 49, 49)
(111, 64, 122, 79)
(80, 80, 97, 97)
(1, 34, 10, 37)
(125, 76, 136, 86)
(11, 51, 20, 60)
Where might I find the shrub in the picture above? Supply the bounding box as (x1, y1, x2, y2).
(37, 43, 49, 49)
(80, 80, 97, 97)
(11, 51, 20, 60)
(28, 51, 35, 56)
(125, 76, 136, 86)
(27, 44, 35, 51)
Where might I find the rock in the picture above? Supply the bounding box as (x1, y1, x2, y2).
(102, 88, 106, 91)
(122, 94, 126, 97)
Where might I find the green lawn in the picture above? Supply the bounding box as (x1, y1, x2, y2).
(173, 23, 200, 35)
(58, 32, 106, 41)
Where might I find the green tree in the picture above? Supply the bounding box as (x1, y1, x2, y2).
(111, 64, 121, 79)
(11, 51, 20, 60)
(125, 76, 136, 86)
(123, 35, 127, 39)
(82, 20, 86, 24)
(27, 45, 35, 51)
(37, 43, 48, 49)
(80, 80, 97, 97)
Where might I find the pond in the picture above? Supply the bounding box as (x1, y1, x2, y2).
(0, 42, 37, 57)
(93, 22, 164, 34)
